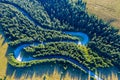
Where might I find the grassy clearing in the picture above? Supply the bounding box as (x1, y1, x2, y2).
(0, 35, 8, 79)
(84, 0, 120, 30)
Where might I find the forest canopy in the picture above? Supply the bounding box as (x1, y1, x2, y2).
(0, 0, 120, 70)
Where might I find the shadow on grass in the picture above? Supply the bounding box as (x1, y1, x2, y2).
(0, 28, 8, 46)
(6, 62, 55, 78)
(97, 67, 120, 80)
(5, 61, 88, 80)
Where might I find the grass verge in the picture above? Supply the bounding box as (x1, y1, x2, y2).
(84, 0, 120, 32)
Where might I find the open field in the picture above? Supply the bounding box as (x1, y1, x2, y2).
(0, 26, 8, 79)
(0, 35, 8, 79)
(84, 0, 120, 30)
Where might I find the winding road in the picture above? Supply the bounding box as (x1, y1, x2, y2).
(0, 1, 102, 80)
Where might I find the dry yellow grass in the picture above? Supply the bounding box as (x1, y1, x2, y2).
(0, 35, 8, 79)
(6, 69, 77, 80)
(101, 72, 119, 80)
(43, 70, 61, 80)
(84, 0, 120, 30)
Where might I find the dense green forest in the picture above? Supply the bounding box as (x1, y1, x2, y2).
(23, 42, 112, 70)
(0, 3, 79, 47)
(0, 0, 120, 71)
